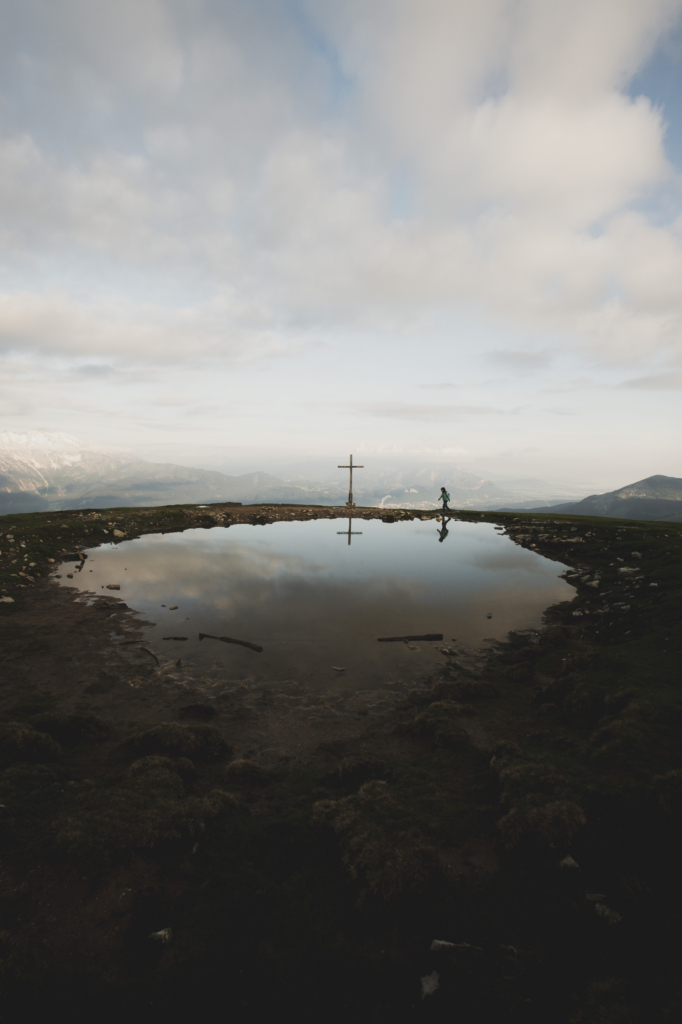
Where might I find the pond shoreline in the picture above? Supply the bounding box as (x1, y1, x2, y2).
(1, 503, 681, 1021)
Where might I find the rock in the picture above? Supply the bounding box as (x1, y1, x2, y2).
(421, 971, 439, 999)
(430, 940, 455, 951)
(332, 666, 346, 671)
(559, 854, 579, 869)
(106, 584, 120, 590)
(595, 904, 622, 924)
(149, 927, 173, 943)
(113, 530, 126, 538)
(169, 605, 178, 610)
(631, 552, 642, 559)
(0, 597, 14, 603)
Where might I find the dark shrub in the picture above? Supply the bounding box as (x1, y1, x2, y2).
(431, 680, 499, 701)
(126, 722, 231, 762)
(0, 722, 61, 766)
(0, 763, 58, 794)
(178, 703, 218, 721)
(313, 780, 438, 901)
(29, 712, 110, 745)
(222, 760, 270, 786)
(405, 701, 473, 748)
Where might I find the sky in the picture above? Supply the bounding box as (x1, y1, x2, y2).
(1, 0, 682, 491)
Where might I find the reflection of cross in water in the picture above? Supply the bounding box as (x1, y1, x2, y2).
(337, 517, 363, 546)
(338, 453, 364, 508)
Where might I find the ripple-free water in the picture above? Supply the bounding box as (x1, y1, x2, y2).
(59, 518, 571, 693)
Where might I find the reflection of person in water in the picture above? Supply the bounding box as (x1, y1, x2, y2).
(437, 516, 451, 542)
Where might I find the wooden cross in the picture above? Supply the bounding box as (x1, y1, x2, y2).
(337, 517, 363, 546)
(338, 453, 364, 508)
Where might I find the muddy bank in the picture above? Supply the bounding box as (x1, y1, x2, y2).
(0, 503, 681, 1022)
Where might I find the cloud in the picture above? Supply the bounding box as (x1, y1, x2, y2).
(0, 290, 314, 364)
(619, 371, 682, 389)
(0, 0, 681, 373)
(488, 350, 553, 369)
(418, 382, 458, 389)
(356, 402, 517, 422)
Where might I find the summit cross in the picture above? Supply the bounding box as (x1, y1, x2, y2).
(338, 454, 364, 508)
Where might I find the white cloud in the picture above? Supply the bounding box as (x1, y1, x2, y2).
(0, 0, 682, 476)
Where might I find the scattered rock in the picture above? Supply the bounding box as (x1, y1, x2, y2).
(595, 904, 623, 924)
(113, 530, 126, 538)
(421, 971, 439, 999)
(149, 928, 173, 943)
(430, 940, 455, 951)
(106, 584, 121, 590)
(559, 854, 580, 869)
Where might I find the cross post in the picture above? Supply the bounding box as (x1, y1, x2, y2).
(338, 454, 364, 508)
(337, 518, 363, 546)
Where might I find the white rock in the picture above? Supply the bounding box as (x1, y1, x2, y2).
(149, 927, 173, 943)
(421, 971, 439, 998)
(559, 855, 579, 869)
(113, 529, 126, 538)
(430, 940, 455, 951)
(0, 596, 14, 603)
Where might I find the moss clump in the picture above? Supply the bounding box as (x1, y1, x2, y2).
(28, 712, 110, 745)
(492, 752, 587, 849)
(313, 780, 438, 902)
(431, 679, 499, 701)
(497, 800, 587, 850)
(0, 763, 58, 794)
(129, 754, 197, 783)
(330, 756, 391, 788)
(652, 769, 682, 820)
(222, 760, 270, 787)
(126, 722, 231, 762)
(0, 722, 62, 767)
(402, 701, 474, 747)
(52, 761, 236, 860)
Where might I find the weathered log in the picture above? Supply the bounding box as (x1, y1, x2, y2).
(199, 632, 263, 653)
(377, 633, 443, 642)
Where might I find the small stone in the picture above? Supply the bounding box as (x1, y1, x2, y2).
(421, 971, 440, 998)
(559, 855, 579, 869)
(430, 940, 455, 951)
(595, 904, 622, 924)
(149, 927, 173, 943)
(106, 584, 121, 590)
(332, 666, 346, 671)
(113, 530, 126, 538)
(169, 605, 178, 610)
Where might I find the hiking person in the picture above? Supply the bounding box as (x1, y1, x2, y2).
(439, 487, 450, 511)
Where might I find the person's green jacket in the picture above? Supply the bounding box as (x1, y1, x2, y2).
(440, 491, 450, 502)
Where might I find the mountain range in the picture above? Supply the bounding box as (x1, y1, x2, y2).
(2, 432, 672, 519)
(499, 475, 682, 522)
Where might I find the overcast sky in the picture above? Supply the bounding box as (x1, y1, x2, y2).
(1, 0, 682, 489)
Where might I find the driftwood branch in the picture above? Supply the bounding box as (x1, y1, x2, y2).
(199, 632, 263, 653)
(377, 633, 443, 642)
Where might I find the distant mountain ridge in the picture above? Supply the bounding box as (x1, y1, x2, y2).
(499, 475, 682, 522)
(0, 431, 606, 515)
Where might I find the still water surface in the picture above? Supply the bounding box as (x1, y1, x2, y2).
(59, 518, 571, 692)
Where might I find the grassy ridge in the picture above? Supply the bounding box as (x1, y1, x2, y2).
(0, 504, 681, 1021)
